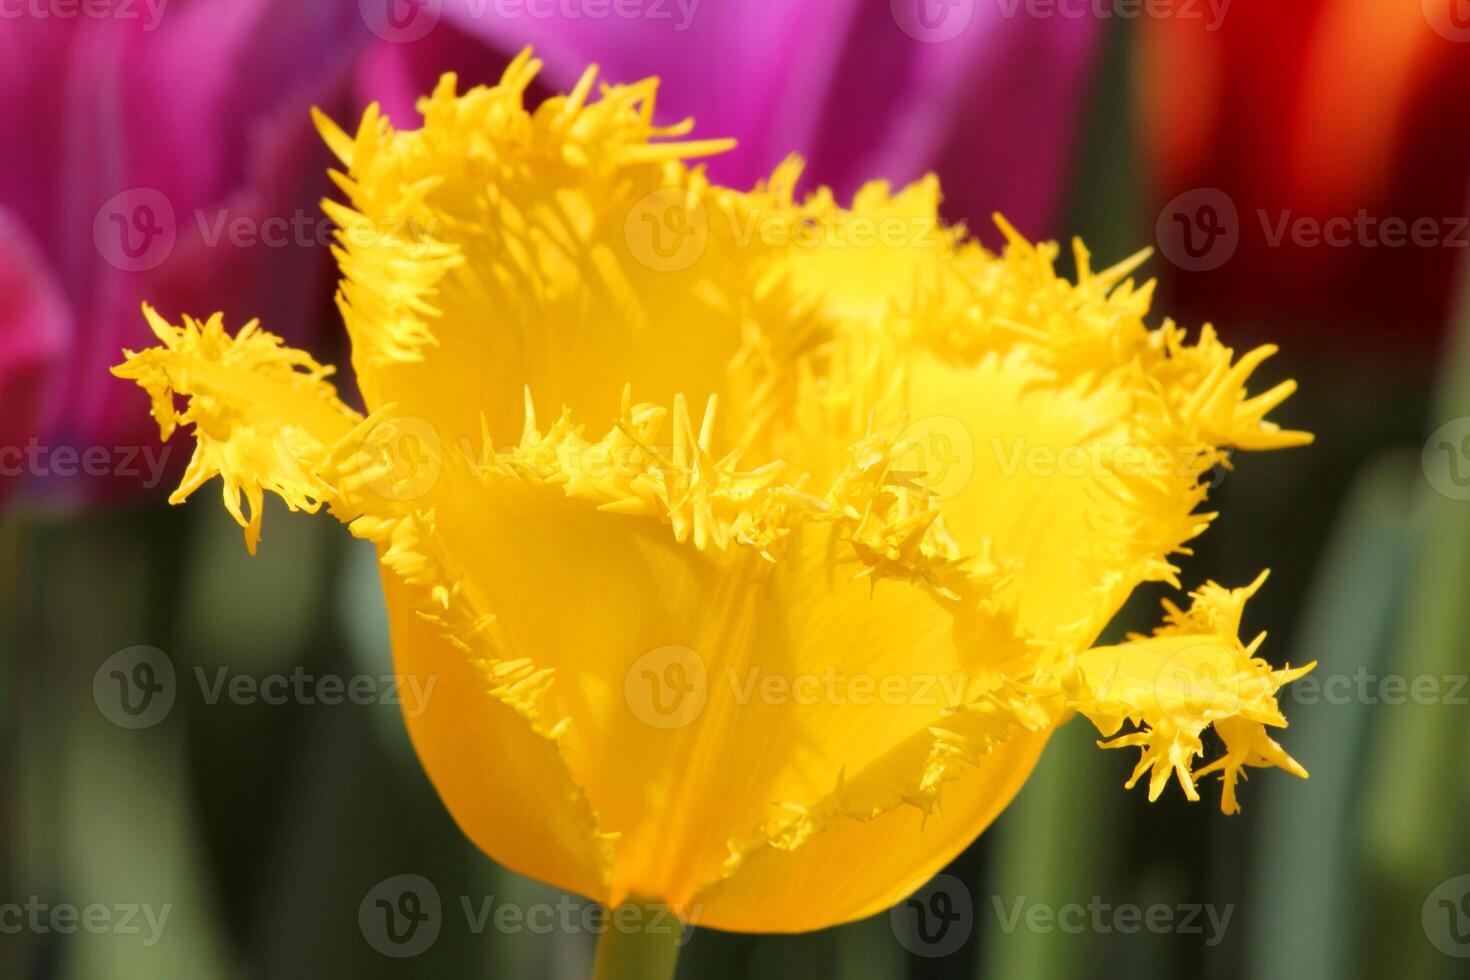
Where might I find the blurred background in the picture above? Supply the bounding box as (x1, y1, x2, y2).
(3, 0, 1469, 977)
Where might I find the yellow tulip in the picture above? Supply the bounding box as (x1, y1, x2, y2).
(114, 50, 1312, 944)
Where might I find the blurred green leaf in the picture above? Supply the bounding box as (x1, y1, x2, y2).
(1246, 451, 1420, 980)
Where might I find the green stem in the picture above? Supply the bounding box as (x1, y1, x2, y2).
(591, 902, 683, 980)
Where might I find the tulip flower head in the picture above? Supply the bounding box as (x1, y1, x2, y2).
(114, 51, 1313, 933)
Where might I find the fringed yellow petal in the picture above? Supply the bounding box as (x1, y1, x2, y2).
(1072, 574, 1313, 813)
(111, 305, 362, 552)
(115, 49, 1316, 929)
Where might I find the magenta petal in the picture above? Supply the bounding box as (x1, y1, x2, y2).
(37, 2, 365, 461)
(437, 0, 1102, 230)
(438, 0, 864, 188)
(356, 17, 532, 128)
(0, 210, 72, 497)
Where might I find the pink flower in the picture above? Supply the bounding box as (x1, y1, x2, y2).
(2, 1, 1102, 506)
(0, 1, 364, 504)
